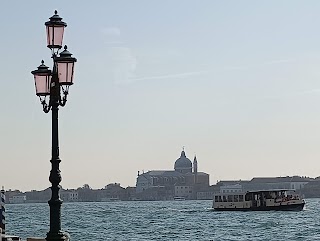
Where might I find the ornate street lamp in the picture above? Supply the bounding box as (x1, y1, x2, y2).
(31, 11, 77, 241)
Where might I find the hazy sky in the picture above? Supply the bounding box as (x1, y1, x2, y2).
(2, 1, 320, 191)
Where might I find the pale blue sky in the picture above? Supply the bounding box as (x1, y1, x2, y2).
(2, 1, 320, 191)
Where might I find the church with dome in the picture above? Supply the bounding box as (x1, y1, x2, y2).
(135, 149, 210, 200)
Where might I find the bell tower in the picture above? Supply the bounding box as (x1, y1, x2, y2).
(193, 155, 198, 174)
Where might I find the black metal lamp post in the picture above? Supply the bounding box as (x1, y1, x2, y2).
(31, 10, 77, 241)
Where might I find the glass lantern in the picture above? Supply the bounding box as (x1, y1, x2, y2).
(31, 60, 52, 96)
(55, 46, 77, 85)
(45, 10, 67, 49)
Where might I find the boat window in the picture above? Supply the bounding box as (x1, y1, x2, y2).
(227, 195, 233, 202)
(265, 192, 272, 199)
(239, 195, 244, 202)
(215, 196, 219, 202)
(234, 195, 239, 202)
(219, 196, 222, 202)
(245, 193, 251, 201)
(223, 196, 227, 202)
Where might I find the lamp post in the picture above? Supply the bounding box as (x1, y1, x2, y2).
(31, 10, 77, 241)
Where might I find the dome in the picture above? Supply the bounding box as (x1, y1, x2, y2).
(174, 150, 192, 173)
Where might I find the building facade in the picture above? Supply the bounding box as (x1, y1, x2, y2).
(216, 176, 312, 194)
(9, 195, 26, 204)
(60, 189, 79, 202)
(136, 150, 210, 200)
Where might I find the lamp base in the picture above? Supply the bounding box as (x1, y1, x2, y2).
(46, 231, 70, 241)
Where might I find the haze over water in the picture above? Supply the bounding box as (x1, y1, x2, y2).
(6, 199, 320, 240)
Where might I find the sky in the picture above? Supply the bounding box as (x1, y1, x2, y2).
(2, 1, 320, 191)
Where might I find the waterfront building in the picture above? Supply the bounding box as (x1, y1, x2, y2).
(220, 183, 243, 193)
(175, 186, 193, 199)
(60, 189, 79, 202)
(216, 176, 312, 194)
(25, 189, 51, 203)
(77, 185, 98, 202)
(98, 183, 126, 201)
(5, 190, 26, 204)
(9, 195, 26, 204)
(196, 188, 216, 200)
(135, 150, 210, 200)
(247, 176, 311, 191)
(125, 186, 137, 201)
(302, 177, 320, 197)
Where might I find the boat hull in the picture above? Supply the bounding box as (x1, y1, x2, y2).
(214, 202, 305, 211)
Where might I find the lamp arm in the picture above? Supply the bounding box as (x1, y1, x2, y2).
(59, 89, 68, 107)
(41, 98, 52, 113)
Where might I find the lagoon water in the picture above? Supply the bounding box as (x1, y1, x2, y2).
(5, 199, 320, 241)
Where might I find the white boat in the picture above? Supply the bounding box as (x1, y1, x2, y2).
(213, 189, 305, 211)
(174, 196, 186, 201)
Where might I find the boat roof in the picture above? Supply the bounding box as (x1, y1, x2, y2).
(214, 189, 296, 195)
(246, 189, 296, 193)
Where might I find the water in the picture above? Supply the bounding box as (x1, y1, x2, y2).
(5, 199, 320, 241)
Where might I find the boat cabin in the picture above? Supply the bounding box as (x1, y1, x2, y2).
(213, 189, 304, 211)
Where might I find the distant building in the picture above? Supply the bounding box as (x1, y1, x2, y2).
(136, 150, 210, 200)
(5, 190, 26, 203)
(98, 183, 126, 201)
(220, 184, 243, 193)
(60, 189, 79, 202)
(246, 176, 311, 191)
(77, 185, 98, 202)
(301, 178, 320, 197)
(25, 188, 51, 203)
(175, 185, 193, 199)
(10, 195, 26, 204)
(216, 176, 312, 194)
(125, 186, 137, 201)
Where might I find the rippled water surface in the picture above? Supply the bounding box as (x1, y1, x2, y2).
(5, 199, 320, 240)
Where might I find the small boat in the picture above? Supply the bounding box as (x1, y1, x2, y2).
(213, 189, 305, 211)
(174, 196, 186, 201)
